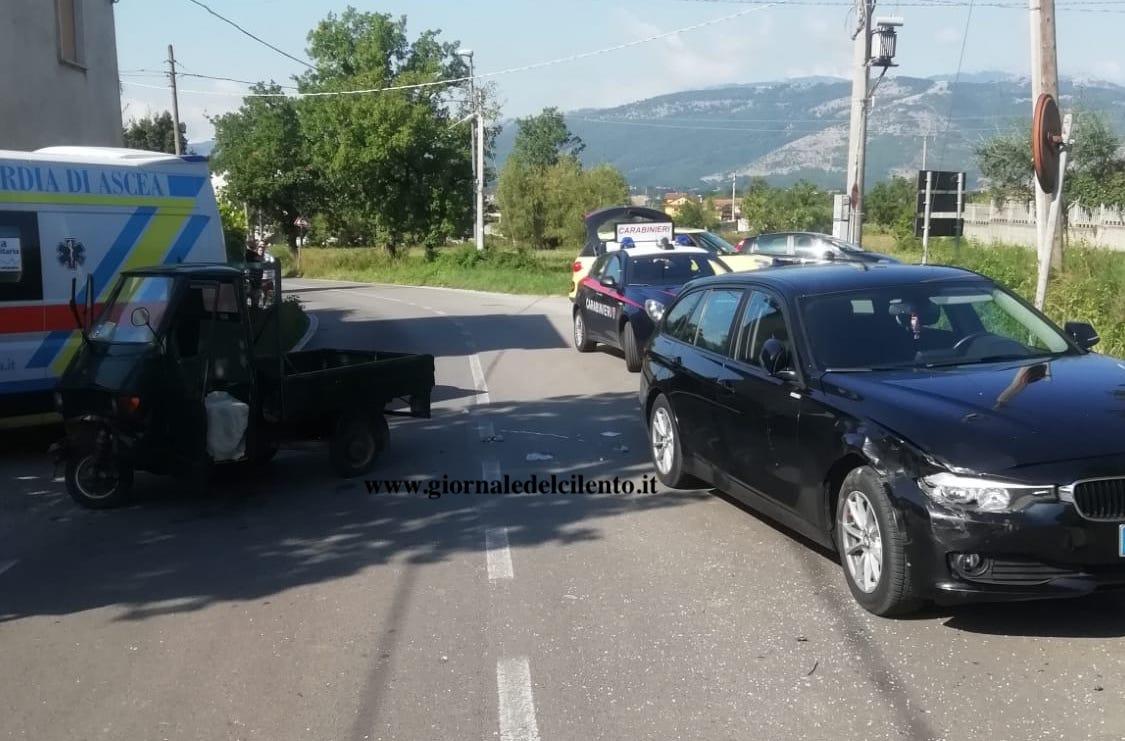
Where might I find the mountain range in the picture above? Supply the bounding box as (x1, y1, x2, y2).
(495, 73, 1125, 191)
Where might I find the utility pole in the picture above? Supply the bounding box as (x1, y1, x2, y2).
(167, 44, 182, 156)
(921, 134, 928, 170)
(844, 0, 874, 246)
(475, 89, 486, 252)
(1029, 0, 1062, 270)
(731, 174, 737, 225)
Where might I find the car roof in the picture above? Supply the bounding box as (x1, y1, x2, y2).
(686, 263, 986, 294)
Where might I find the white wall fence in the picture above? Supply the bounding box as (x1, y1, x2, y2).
(963, 201, 1125, 251)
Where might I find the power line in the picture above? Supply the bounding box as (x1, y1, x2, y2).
(933, 0, 976, 170)
(182, 0, 315, 70)
(123, 2, 779, 100)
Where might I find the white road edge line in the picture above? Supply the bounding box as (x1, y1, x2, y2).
(496, 657, 542, 741)
(0, 559, 18, 578)
(485, 527, 513, 581)
(482, 459, 502, 482)
(469, 353, 491, 407)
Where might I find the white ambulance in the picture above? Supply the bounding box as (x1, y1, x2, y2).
(0, 147, 227, 423)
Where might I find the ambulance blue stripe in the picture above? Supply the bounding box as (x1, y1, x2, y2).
(163, 214, 211, 264)
(26, 207, 156, 369)
(166, 175, 207, 198)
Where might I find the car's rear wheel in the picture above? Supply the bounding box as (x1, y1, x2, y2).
(648, 395, 702, 490)
(836, 466, 921, 616)
(573, 310, 594, 352)
(330, 412, 387, 477)
(622, 321, 642, 372)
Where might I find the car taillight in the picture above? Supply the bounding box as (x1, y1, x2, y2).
(572, 261, 583, 272)
(116, 395, 141, 416)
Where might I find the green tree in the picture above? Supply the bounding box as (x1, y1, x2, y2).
(975, 130, 1033, 202)
(297, 9, 476, 256)
(865, 176, 916, 235)
(676, 197, 721, 230)
(497, 156, 627, 249)
(975, 112, 1125, 209)
(123, 111, 187, 154)
(211, 83, 322, 263)
(509, 107, 584, 169)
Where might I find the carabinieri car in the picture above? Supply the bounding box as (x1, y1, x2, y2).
(573, 246, 727, 372)
(639, 262, 1125, 616)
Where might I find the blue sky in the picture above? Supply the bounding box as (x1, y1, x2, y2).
(114, 0, 1125, 142)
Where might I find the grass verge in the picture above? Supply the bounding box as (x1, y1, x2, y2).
(276, 244, 573, 296)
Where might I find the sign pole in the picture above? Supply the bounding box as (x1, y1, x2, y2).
(1035, 112, 1072, 310)
(921, 171, 933, 265)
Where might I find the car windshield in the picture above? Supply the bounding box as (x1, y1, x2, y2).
(801, 282, 1073, 370)
(89, 275, 173, 345)
(828, 237, 865, 253)
(629, 254, 716, 285)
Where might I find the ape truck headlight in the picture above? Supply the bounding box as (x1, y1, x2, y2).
(917, 472, 1054, 513)
(644, 299, 665, 323)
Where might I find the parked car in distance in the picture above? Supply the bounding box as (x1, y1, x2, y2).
(640, 262, 1123, 616)
(573, 246, 726, 372)
(738, 232, 898, 265)
(570, 207, 769, 301)
(672, 228, 772, 273)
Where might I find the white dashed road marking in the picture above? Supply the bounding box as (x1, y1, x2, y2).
(496, 657, 542, 741)
(469, 353, 491, 407)
(482, 459, 502, 482)
(485, 527, 514, 581)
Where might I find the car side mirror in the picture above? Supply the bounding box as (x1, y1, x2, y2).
(1065, 321, 1099, 350)
(760, 337, 791, 376)
(131, 306, 151, 327)
(600, 275, 618, 291)
(823, 251, 836, 261)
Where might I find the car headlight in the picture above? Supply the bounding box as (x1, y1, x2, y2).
(917, 473, 1055, 513)
(644, 299, 666, 322)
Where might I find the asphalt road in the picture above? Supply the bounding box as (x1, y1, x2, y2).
(1, 279, 1123, 741)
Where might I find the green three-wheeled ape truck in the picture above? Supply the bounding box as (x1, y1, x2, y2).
(53, 262, 435, 508)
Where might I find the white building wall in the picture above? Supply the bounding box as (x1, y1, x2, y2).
(0, 0, 122, 151)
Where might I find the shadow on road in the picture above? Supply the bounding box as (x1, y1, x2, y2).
(0, 390, 706, 627)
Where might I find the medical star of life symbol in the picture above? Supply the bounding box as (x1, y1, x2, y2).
(57, 238, 86, 271)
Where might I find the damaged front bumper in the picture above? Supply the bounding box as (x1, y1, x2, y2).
(898, 482, 1125, 604)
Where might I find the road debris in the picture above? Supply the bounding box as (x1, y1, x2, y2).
(503, 429, 569, 440)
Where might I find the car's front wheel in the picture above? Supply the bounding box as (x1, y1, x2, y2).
(622, 321, 642, 372)
(573, 310, 594, 352)
(836, 466, 921, 616)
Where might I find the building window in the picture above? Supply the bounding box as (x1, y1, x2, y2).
(56, 0, 84, 67)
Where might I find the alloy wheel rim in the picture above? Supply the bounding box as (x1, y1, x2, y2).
(574, 314, 584, 345)
(75, 456, 118, 500)
(841, 490, 883, 593)
(651, 408, 674, 475)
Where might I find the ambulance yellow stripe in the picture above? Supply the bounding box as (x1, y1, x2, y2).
(49, 210, 192, 374)
(0, 192, 194, 208)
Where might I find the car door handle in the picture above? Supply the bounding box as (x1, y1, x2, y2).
(716, 378, 736, 395)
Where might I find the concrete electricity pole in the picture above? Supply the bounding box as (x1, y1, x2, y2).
(475, 89, 485, 252)
(844, 0, 874, 246)
(1029, 0, 1063, 269)
(167, 44, 182, 156)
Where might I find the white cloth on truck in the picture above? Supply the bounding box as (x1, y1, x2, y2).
(205, 391, 249, 461)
